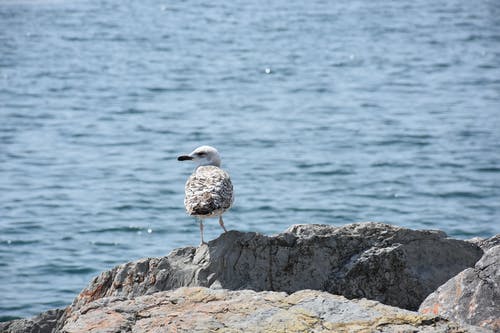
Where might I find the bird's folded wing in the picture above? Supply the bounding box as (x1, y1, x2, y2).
(184, 167, 233, 216)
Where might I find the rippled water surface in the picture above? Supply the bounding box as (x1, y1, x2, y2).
(1, 0, 500, 320)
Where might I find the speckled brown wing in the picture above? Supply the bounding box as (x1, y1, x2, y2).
(184, 165, 234, 217)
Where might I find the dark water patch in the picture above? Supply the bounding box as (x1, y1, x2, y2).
(296, 162, 332, 169)
(135, 125, 175, 135)
(420, 191, 488, 199)
(432, 62, 451, 69)
(89, 240, 120, 247)
(58, 288, 82, 295)
(0, 315, 21, 322)
(145, 85, 195, 93)
(68, 132, 91, 138)
(22, 160, 55, 167)
(5, 111, 51, 119)
(113, 107, 146, 115)
(79, 226, 145, 234)
(438, 162, 464, 168)
(289, 207, 334, 213)
(459, 78, 500, 86)
(60, 36, 91, 42)
(94, 140, 150, 147)
(113, 201, 146, 210)
(352, 193, 407, 200)
(158, 189, 176, 195)
(6, 223, 43, 231)
(375, 139, 432, 147)
(475, 167, 500, 173)
(288, 86, 334, 94)
(48, 86, 76, 93)
(255, 205, 274, 211)
(248, 139, 277, 148)
(371, 161, 414, 168)
(477, 63, 497, 70)
(309, 169, 355, 176)
(447, 228, 493, 239)
(90, 241, 132, 251)
(360, 102, 381, 108)
(35, 263, 96, 275)
(1, 239, 41, 246)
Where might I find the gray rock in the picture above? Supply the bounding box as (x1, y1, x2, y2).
(0, 308, 65, 333)
(69, 222, 482, 312)
(419, 245, 500, 332)
(60, 287, 490, 333)
(469, 234, 500, 252)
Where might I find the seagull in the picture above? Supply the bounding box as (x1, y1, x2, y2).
(177, 146, 234, 245)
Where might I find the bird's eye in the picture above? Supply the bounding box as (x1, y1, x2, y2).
(198, 152, 206, 157)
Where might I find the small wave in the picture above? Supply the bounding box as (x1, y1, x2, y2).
(61, 36, 90, 42)
(112, 203, 162, 211)
(90, 241, 121, 247)
(145, 86, 194, 93)
(360, 102, 381, 108)
(375, 139, 431, 147)
(438, 162, 464, 168)
(95, 140, 150, 147)
(289, 207, 333, 213)
(36, 263, 96, 275)
(310, 169, 354, 176)
(2, 239, 40, 246)
(475, 167, 500, 173)
(6, 112, 52, 119)
(135, 125, 175, 135)
(79, 226, 144, 234)
(296, 162, 332, 169)
(437, 191, 487, 199)
(417, 191, 487, 199)
(371, 162, 413, 168)
(112, 108, 145, 115)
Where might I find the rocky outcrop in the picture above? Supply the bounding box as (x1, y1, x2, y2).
(419, 245, 500, 332)
(61, 287, 489, 333)
(2, 223, 492, 333)
(0, 309, 64, 333)
(70, 222, 482, 312)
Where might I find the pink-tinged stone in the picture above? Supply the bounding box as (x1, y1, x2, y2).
(420, 245, 500, 332)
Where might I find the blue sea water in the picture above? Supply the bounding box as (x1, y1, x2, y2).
(1, 0, 500, 320)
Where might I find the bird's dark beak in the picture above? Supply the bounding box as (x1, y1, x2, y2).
(177, 155, 193, 161)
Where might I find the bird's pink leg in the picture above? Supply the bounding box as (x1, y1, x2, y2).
(219, 215, 228, 233)
(199, 219, 207, 245)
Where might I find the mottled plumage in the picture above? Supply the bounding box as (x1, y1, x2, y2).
(184, 165, 234, 217)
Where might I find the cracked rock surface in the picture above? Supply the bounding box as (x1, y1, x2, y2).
(70, 222, 482, 312)
(2, 222, 491, 333)
(419, 245, 500, 332)
(61, 287, 486, 333)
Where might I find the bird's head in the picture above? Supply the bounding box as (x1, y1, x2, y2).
(177, 145, 222, 167)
